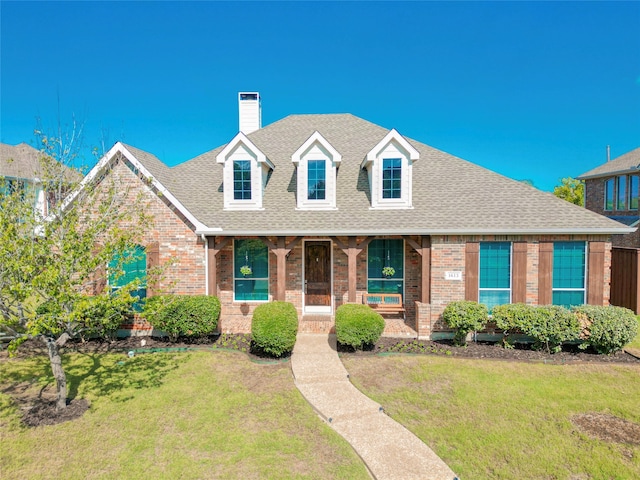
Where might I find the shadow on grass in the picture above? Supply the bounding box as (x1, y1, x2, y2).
(1, 351, 189, 404)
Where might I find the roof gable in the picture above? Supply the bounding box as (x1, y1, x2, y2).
(578, 147, 640, 179)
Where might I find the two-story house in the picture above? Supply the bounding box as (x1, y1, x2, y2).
(78, 93, 633, 338)
(0, 143, 49, 216)
(578, 147, 640, 313)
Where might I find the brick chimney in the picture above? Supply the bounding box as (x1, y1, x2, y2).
(238, 92, 261, 134)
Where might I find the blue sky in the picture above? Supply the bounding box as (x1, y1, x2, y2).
(1, 1, 639, 191)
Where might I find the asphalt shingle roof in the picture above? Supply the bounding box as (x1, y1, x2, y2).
(0, 143, 44, 179)
(578, 147, 640, 179)
(122, 114, 631, 235)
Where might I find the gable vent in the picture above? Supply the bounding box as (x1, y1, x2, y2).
(238, 92, 261, 134)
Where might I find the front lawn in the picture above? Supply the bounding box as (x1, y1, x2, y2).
(0, 350, 368, 479)
(342, 355, 640, 479)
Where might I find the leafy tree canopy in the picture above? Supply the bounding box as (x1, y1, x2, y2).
(553, 177, 584, 206)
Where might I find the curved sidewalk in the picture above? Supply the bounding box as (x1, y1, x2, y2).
(291, 333, 458, 480)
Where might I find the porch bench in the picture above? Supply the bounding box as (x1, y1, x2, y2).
(362, 293, 405, 319)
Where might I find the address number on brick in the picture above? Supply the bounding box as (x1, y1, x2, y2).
(445, 271, 462, 281)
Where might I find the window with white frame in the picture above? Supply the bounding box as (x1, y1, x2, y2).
(362, 129, 419, 209)
(234, 239, 269, 301)
(216, 132, 273, 210)
(478, 242, 511, 311)
(367, 239, 404, 298)
(552, 241, 586, 308)
(292, 131, 340, 209)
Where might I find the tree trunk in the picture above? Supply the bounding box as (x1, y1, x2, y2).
(42, 335, 68, 410)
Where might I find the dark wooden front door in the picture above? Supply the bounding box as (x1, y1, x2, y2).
(305, 242, 331, 307)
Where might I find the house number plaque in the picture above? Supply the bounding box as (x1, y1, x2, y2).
(445, 271, 462, 281)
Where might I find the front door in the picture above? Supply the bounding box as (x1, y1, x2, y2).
(304, 241, 332, 311)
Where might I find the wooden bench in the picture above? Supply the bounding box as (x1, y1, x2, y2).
(362, 293, 405, 319)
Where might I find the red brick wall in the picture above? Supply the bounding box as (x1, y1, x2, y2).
(95, 156, 206, 298)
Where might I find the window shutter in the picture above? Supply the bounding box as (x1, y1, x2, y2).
(587, 241, 605, 305)
(538, 242, 553, 305)
(512, 242, 527, 303)
(146, 242, 160, 297)
(465, 242, 479, 301)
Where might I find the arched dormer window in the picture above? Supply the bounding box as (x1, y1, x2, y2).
(362, 129, 419, 209)
(216, 132, 273, 210)
(292, 131, 341, 210)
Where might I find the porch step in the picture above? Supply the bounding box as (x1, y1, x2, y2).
(299, 315, 335, 334)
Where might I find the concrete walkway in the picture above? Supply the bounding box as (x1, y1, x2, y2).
(291, 333, 458, 480)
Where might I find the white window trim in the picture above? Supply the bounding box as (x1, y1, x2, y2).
(292, 131, 341, 210)
(552, 242, 587, 305)
(362, 129, 419, 209)
(216, 132, 273, 210)
(478, 242, 513, 307)
(233, 239, 270, 303)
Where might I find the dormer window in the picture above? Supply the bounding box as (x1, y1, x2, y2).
(233, 160, 252, 200)
(292, 131, 341, 210)
(216, 132, 273, 210)
(362, 129, 419, 209)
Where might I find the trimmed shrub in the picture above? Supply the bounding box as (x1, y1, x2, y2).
(335, 303, 385, 350)
(142, 295, 221, 341)
(526, 305, 580, 353)
(251, 301, 298, 357)
(573, 305, 638, 354)
(492, 303, 536, 348)
(442, 301, 488, 346)
(71, 290, 136, 340)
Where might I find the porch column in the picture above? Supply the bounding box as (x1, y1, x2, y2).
(207, 237, 231, 296)
(260, 236, 302, 301)
(332, 236, 375, 303)
(403, 236, 431, 304)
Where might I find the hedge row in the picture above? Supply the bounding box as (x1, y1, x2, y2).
(142, 295, 221, 341)
(443, 301, 638, 354)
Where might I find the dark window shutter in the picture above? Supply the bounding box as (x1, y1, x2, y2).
(465, 242, 479, 301)
(538, 242, 553, 305)
(587, 241, 605, 305)
(146, 242, 160, 297)
(512, 242, 527, 303)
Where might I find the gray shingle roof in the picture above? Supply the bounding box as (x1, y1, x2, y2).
(578, 147, 640, 179)
(0, 143, 43, 179)
(124, 114, 632, 235)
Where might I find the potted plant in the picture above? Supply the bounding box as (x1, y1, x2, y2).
(382, 266, 395, 278)
(240, 265, 252, 277)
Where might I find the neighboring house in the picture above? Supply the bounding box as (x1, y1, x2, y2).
(578, 147, 640, 313)
(578, 147, 640, 248)
(0, 143, 48, 216)
(82, 93, 633, 338)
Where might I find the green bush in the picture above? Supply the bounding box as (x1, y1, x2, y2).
(492, 303, 535, 348)
(442, 301, 488, 346)
(71, 290, 136, 340)
(573, 305, 638, 354)
(142, 295, 221, 342)
(251, 301, 298, 357)
(526, 305, 580, 353)
(335, 303, 385, 350)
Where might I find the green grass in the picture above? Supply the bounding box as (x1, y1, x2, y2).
(0, 351, 369, 480)
(626, 316, 640, 350)
(343, 355, 640, 480)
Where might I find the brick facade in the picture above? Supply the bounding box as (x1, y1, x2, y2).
(585, 177, 640, 248)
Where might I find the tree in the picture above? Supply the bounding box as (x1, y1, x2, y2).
(553, 177, 584, 206)
(0, 124, 151, 410)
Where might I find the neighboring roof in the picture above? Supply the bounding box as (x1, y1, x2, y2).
(0, 142, 44, 179)
(606, 216, 640, 228)
(101, 114, 635, 236)
(577, 147, 640, 180)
